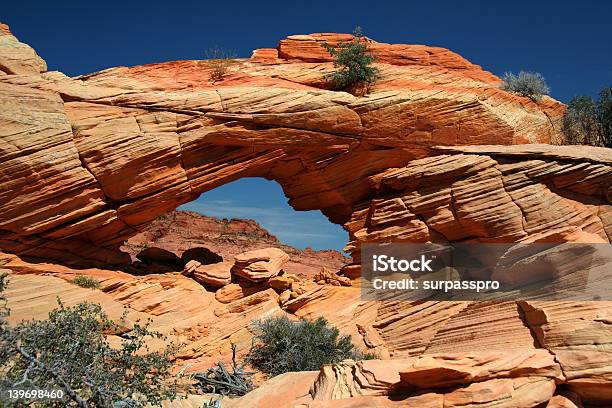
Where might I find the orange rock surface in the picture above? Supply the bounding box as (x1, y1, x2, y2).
(232, 247, 290, 282)
(0, 24, 573, 267)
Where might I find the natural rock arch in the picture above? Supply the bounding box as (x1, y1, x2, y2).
(1, 26, 610, 272)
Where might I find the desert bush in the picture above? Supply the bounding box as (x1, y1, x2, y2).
(245, 315, 355, 376)
(71, 274, 101, 289)
(322, 26, 379, 93)
(561, 86, 612, 148)
(598, 86, 612, 147)
(499, 71, 550, 100)
(0, 291, 178, 407)
(562, 96, 602, 146)
(204, 46, 237, 82)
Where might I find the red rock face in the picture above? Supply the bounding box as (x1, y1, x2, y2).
(0, 25, 572, 267)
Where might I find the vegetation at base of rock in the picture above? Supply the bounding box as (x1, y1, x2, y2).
(499, 71, 550, 100)
(322, 26, 379, 93)
(0, 280, 178, 408)
(561, 86, 612, 147)
(204, 46, 237, 82)
(351, 349, 378, 360)
(245, 315, 355, 376)
(193, 344, 253, 397)
(71, 274, 101, 289)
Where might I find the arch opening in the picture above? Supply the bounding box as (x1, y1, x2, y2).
(180, 177, 348, 253)
(119, 177, 350, 278)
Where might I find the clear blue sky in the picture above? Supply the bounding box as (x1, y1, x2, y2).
(179, 178, 347, 251)
(3, 1, 610, 251)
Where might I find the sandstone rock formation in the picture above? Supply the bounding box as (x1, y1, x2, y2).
(1, 23, 611, 408)
(226, 349, 563, 407)
(184, 260, 233, 287)
(267, 274, 300, 291)
(313, 267, 352, 286)
(0, 25, 570, 268)
(232, 248, 290, 282)
(182, 246, 293, 288)
(2, 239, 611, 407)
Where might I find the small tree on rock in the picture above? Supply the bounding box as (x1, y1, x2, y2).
(500, 71, 550, 101)
(204, 46, 237, 82)
(322, 27, 379, 94)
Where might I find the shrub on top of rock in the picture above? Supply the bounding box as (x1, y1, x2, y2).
(322, 26, 379, 95)
(204, 46, 237, 82)
(499, 71, 550, 101)
(71, 275, 101, 289)
(245, 315, 356, 376)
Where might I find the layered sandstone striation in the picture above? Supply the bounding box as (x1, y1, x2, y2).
(232, 247, 290, 282)
(1, 23, 611, 408)
(0, 25, 571, 267)
(3, 249, 611, 407)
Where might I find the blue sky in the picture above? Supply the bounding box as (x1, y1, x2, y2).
(179, 179, 347, 251)
(3, 1, 610, 251)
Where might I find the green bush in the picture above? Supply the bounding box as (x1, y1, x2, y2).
(598, 86, 612, 147)
(562, 86, 612, 148)
(0, 296, 178, 407)
(322, 26, 379, 93)
(500, 71, 550, 101)
(245, 315, 355, 376)
(204, 46, 237, 82)
(71, 275, 101, 289)
(562, 96, 601, 146)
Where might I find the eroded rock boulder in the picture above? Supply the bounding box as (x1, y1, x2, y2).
(232, 248, 290, 282)
(314, 267, 352, 286)
(214, 281, 266, 303)
(398, 349, 562, 389)
(267, 274, 302, 291)
(185, 260, 233, 287)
